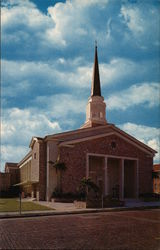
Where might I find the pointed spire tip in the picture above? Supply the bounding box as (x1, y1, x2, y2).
(91, 42, 101, 97)
(95, 40, 97, 48)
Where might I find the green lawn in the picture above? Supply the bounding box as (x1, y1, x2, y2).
(0, 198, 53, 212)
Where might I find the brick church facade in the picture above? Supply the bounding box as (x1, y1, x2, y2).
(4, 46, 157, 201)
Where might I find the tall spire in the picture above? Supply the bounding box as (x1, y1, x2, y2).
(81, 43, 107, 129)
(91, 42, 101, 96)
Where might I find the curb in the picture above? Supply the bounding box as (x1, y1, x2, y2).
(0, 205, 159, 219)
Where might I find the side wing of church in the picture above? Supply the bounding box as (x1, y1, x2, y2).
(5, 45, 157, 201)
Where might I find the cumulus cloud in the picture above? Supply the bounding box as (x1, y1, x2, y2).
(2, 0, 159, 61)
(2, 57, 159, 101)
(2, 4, 51, 34)
(1, 94, 86, 171)
(2, 59, 93, 100)
(46, 0, 109, 46)
(107, 82, 159, 110)
(1, 145, 29, 171)
(1, 0, 35, 8)
(1, 0, 55, 55)
(119, 122, 160, 163)
(1, 108, 61, 145)
(120, 4, 160, 48)
(100, 58, 154, 86)
(1, 107, 61, 171)
(1, 0, 111, 50)
(34, 94, 86, 119)
(1, 0, 159, 171)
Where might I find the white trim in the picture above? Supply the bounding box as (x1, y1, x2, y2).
(29, 137, 39, 148)
(87, 153, 139, 200)
(46, 124, 113, 140)
(113, 132, 154, 156)
(59, 131, 154, 156)
(61, 144, 75, 148)
(19, 157, 32, 168)
(59, 132, 114, 146)
(87, 153, 138, 161)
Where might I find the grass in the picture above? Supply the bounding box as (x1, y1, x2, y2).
(0, 198, 53, 212)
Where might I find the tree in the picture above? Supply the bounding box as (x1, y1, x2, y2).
(79, 177, 99, 199)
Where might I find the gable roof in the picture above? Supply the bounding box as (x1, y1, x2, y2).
(5, 162, 18, 168)
(29, 123, 156, 156)
(5, 162, 18, 173)
(17, 150, 32, 167)
(59, 125, 157, 156)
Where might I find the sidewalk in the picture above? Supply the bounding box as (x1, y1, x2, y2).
(0, 199, 160, 219)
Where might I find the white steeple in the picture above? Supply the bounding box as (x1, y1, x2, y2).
(81, 44, 107, 129)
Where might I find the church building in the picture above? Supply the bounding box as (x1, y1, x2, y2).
(7, 46, 157, 201)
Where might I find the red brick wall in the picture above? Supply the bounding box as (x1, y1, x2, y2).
(139, 156, 153, 195)
(9, 169, 19, 185)
(60, 134, 153, 195)
(0, 173, 11, 191)
(39, 142, 46, 200)
(153, 177, 160, 194)
(153, 164, 160, 194)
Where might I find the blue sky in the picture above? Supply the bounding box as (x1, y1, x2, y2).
(1, 0, 160, 171)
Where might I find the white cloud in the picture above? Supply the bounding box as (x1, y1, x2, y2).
(1, 107, 61, 171)
(100, 58, 137, 85)
(1, 0, 35, 8)
(119, 122, 160, 163)
(1, 0, 54, 49)
(3, 57, 158, 99)
(1, 0, 159, 171)
(34, 94, 86, 119)
(107, 82, 159, 110)
(2, 0, 159, 53)
(73, 0, 108, 8)
(100, 57, 158, 87)
(1, 0, 109, 49)
(1, 144, 29, 172)
(46, 0, 109, 46)
(2, 59, 93, 98)
(1, 108, 61, 145)
(120, 4, 160, 47)
(2, 2, 51, 30)
(121, 6, 144, 34)
(1, 91, 87, 171)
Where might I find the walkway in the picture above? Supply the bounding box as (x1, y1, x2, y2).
(34, 199, 160, 211)
(0, 198, 159, 219)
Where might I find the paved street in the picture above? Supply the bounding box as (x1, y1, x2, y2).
(0, 209, 160, 250)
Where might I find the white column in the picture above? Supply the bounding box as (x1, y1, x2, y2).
(36, 191, 39, 201)
(104, 157, 108, 196)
